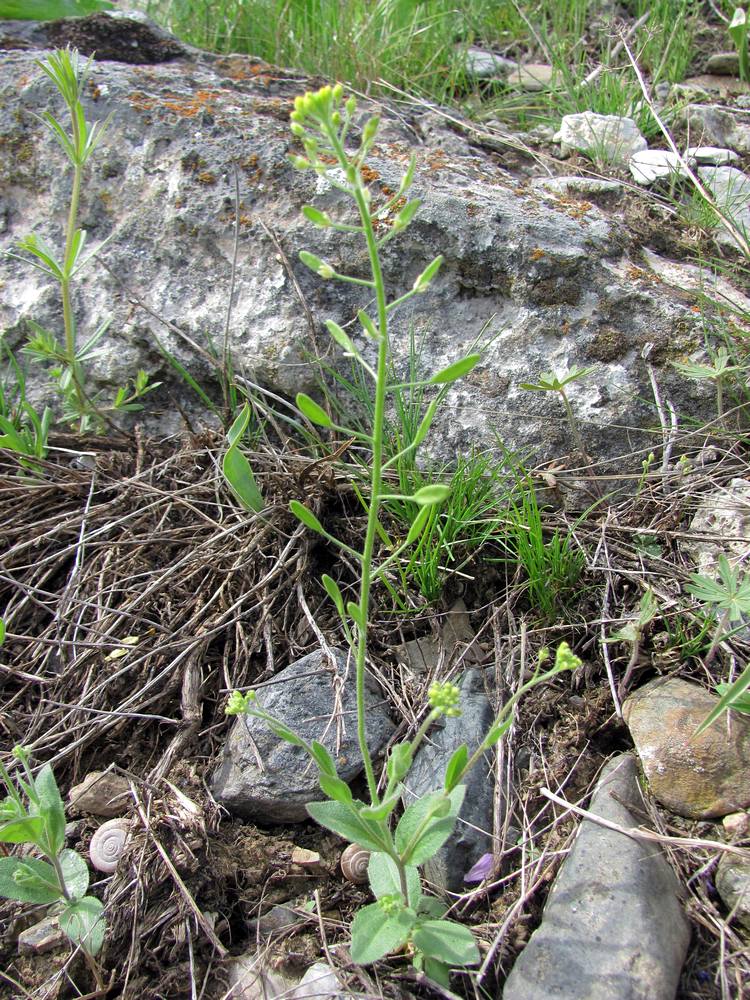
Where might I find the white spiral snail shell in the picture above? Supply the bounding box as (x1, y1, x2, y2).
(89, 817, 131, 873)
(340, 843, 370, 883)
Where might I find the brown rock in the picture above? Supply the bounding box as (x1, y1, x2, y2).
(623, 677, 750, 818)
(67, 770, 131, 817)
(18, 916, 65, 955)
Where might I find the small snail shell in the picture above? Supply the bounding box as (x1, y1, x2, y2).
(89, 818, 131, 873)
(340, 843, 370, 883)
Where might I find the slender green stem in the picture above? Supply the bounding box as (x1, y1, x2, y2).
(61, 112, 87, 429)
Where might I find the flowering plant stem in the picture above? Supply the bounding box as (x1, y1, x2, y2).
(227, 83, 582, 985)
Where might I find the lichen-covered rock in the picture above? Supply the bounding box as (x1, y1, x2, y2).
(623, 677, 750, 819)
(554, 111, 647, 165)
(715, 854, 750, 930)
(212, 648, 394, 822)
(0, 15, 710, 475)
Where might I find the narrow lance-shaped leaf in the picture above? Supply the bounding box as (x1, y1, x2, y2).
(430, 353, 481, 385)
(290, 500, 325, 536)
(405, 504, 432, 546)
(222, 404, 264, 513)
(296, 392, 333, 427)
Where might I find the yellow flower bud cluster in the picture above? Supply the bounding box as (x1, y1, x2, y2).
(428, 680, 462, 717)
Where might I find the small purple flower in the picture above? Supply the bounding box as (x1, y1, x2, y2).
(464, 852, 494, 884)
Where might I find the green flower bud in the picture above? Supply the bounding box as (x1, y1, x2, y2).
(332, 82, 344, 102)
(290, 122, 304, 137)
(226, 690, 256, 715)
(554, 642, 582, 672)
(345, 95, 357, 116)
(428, 680, 462, 717)
(317, 263, 335, 279)
(288, 155, 311, 170)
(378, 893, 404, 916)
(362, 115, 380, 144)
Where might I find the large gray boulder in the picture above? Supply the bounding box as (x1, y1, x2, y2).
(0, 13, 709, 476)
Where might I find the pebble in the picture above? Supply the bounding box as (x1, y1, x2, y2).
(67, 770, 131, 818)
(554, 112, 647, 166)
(696, 166, 750, 247)
(503, 755, 690, 999)
(685, 145, 739, 166)
(506, 63, 557, 92)
(211, 648, 395, 822)
(462, 46, 516, 80)
(623, 677, 750, 819)
(629, 149, 692, 185)
(715, 854, 750, 930)
(17, 916, 66, 955)
(706, 52, 741, 77)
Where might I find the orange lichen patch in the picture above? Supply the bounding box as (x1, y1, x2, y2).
(127, 91, 158, 113)
(553, 196, 593, 221)
(162, 89, 220, 118)
(197, 171, 217, 185)
(216, 57, 273, 81)
(426, 149, 448, 173)
(530, 248, 546, 261)
(360, 165, 380, 184)
(626, 265, 661, 286)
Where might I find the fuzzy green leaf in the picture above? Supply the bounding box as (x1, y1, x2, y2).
(0, 813, 45, 845)
(302, 205, 332, 227)
(35, 764, 66, 857)
(412, 919, 479, 966)
(59, 848, 89, 901)
(59, 895, 105, 956)
(395, 786, 465, 865)
(296, 392, 333, 427)
(310, 740, 338, 778)
(321, 574, 345, 616)
(386, 742, 413, 785)
(305, 799, 387, 853)
(350, 900, 415, 964)
(367, 852, 421, 907)
(0, 857, 61, 904)
(429, 354, 480, 384)
(319, 773, 353, 804)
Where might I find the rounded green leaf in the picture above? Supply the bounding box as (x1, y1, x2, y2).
(290, 501, 325, 535)
(412, 919, 479, 967)
(60, 848, 89, 900)
(310, 739, 338, 777)
(0, 857, 60, 904)
(319, 773, 353, 804)
(296, 392, 333, 427)
(325, 319, 357, 355)
(429, 354, 481, 385)
(302, 205, 332, 227)
(59, 895, 105, 956)
(350, 900, 415, 964)
(367, 853, 421, 907)
(321, 574, 344, 615)
(412, 484, 450, 507)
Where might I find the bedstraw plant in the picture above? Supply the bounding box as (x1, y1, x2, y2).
(226, 84, 581, 986)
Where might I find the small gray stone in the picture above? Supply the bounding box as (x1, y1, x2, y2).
(288, 963, 364, 999)
(706, 52, 741, 77)
(684, 478, 750, 575)
(463, 46, 516, 81)
(67, 770, 131, 817)
(623, 677, 750, 819)
(686, 145, 739, 166)
(225, 952, 300, 1000)
(555, 112, 647, 166)
(629, 149, 692, 186)
(503, 755, 690, 1000)
(212, 648, 394, 822)
(17, 916, 66, 955)
(682, 104, 750, 153)
(401, 669, 495, 893)
(506, 63, 557, 92)
(715, 854, 750, 930)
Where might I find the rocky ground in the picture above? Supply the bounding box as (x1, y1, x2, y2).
(1, 7, 750, 1000)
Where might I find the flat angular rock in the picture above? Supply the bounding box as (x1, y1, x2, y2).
(17, 915, 65, 955)
(534, 176, 623, 197)
(623, 677, 750, 819)
(686, 145, 739, 166)
(629, 149, 692, 185)
(682, 104, 750, 153)
(503, 755, 690, 1000)
(67, 769, 131, 817)
(706, 52, 741, 76)
(683, 478, 750, 575)
(401, 668, 495, 893)
(506, 63, 557, 92)
(212, 648, 394, 822)
(555, 112, 647, 166)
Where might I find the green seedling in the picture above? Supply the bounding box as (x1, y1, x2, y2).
(604, 587, 658, 698)
(6, 48, 159, 433)
(0, 348, 52, 474)
(687, 553, 750, 665)
(729, 8, 750, 85)
(0, 747, 106, 984)
(672, 346, 743, 426)
(222, 402, 264, 512)
(519, 366, 596, 467)
(225, 83, 582, 986)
